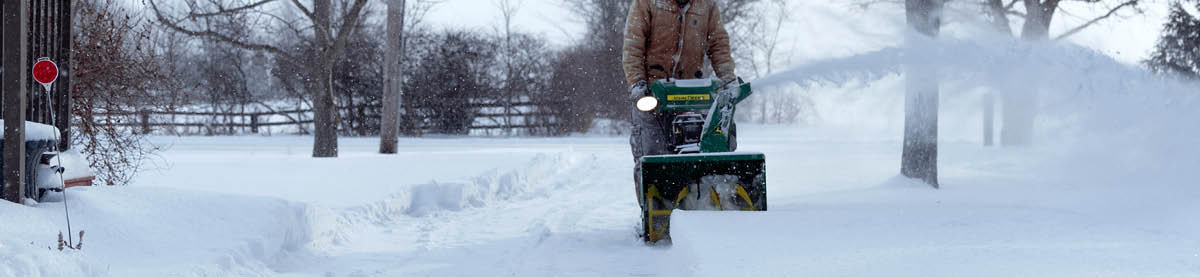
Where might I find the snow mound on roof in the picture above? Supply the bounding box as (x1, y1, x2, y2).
(0, 120, 59, 141)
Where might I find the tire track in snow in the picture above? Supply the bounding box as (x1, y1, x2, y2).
(296, 149, 655, 275)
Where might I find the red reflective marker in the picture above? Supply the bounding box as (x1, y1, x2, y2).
(33, 57, 58, 92)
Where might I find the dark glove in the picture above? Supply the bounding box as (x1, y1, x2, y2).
(629, 81, 648, 101)
(721, 78, 741, 101)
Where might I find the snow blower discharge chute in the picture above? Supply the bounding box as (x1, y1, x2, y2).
(636, 78, 766, 243)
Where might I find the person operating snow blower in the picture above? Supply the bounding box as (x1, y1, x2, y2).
(624, 0, 767, 243)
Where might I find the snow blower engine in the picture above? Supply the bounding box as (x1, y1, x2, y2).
(635, 78, 766, 243)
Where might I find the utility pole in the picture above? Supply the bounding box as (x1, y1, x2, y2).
(380, 0, 406, 154)
(56, 0, 73, 151)
(3, 0, 29, 203)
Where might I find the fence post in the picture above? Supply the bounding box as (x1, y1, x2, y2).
(250, 114, 259, 134)
(139, 110, 151, 134)
(3, 0, 30, 203)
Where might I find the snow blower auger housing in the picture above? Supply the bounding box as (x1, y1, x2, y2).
(637, 78, 766, 243)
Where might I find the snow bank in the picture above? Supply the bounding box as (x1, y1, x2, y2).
(0, 187, 315, 276)
(311, 151, 600, 249)
(350, 152, 584, 218)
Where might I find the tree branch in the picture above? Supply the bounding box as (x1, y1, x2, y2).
(289, 0, 317, 19)
(329, 0, 370, 61)
(149, 0, 295, 62)
(1053, 0, 1138, 40)
(186, 0, 277, 19)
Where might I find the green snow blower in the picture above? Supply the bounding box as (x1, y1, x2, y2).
(636, 78, 766, 243)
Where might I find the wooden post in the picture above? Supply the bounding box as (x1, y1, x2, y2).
(55, 0, 71, 150)
(3, 0, 29, 203)
(250, 114, 259, 134)
(140, 110, 151, 134)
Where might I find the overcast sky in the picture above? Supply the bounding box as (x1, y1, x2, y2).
(134, 0, 1168, 67)
(422, 0, 1168, 66)
(423, 0, 586, 47)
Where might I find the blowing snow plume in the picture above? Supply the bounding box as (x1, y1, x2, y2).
(752, 34, 1200, 186)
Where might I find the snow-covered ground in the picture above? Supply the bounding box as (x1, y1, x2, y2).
(3, 120, 1197, 275)
(5, 88, 1200, 276)
(4, 2, 1199, 276)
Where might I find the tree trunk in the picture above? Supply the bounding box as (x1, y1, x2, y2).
(902, 0, 943, 188)
(984, 0, 1013, 34)
(983, 92, 995, 146)
(999, 0, 1051, 147)
(1021, 0, 1055, 41)
(1000, 89, 1035, 146)
(310, 0, 338, 157)
(309, 67, 339, 157)
(380, 0, 405, 154)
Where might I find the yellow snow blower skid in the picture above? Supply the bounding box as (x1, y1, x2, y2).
(636, 78, 766, 243)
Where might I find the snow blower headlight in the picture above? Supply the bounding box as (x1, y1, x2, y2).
(636, 96, 658, 112)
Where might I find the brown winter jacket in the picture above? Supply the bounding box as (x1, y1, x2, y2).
(622, 0, 736, 87)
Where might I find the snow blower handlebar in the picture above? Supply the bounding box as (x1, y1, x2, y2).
(641, 78, 753, 112)
(639, 78, 752, 153)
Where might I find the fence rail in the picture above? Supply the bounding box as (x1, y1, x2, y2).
(100, 101, 563, 135)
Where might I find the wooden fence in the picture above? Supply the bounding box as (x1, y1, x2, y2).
(101, 101, 564, 136)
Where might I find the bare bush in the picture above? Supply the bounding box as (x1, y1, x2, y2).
(72, 0, 164, 185)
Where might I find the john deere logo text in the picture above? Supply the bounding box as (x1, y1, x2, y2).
(667, 94, 710, 101)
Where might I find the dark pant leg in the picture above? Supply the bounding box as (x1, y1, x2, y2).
(631, 106, 671, 207)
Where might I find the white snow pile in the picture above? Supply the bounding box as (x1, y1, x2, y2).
(310, 151, 600, 249)
(0, 187, 315, 276)
(35, 149, 95, 193)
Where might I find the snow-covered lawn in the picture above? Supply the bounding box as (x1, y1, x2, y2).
(2, 122, 1197, 276)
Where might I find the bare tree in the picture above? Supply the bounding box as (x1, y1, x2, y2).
(994, 0, 1141, 146)
(380, 0, 406, 153)
(903, 0, 945, 187)
(496, 0, 521, 136)
(404, 31, 498, 135)
(150, 0, 369, 158)
(854, 0, 1142, 40)
(863, 0, 1142, 147)
(730, 0, 792, 124)
(381, 0, 442, 151)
